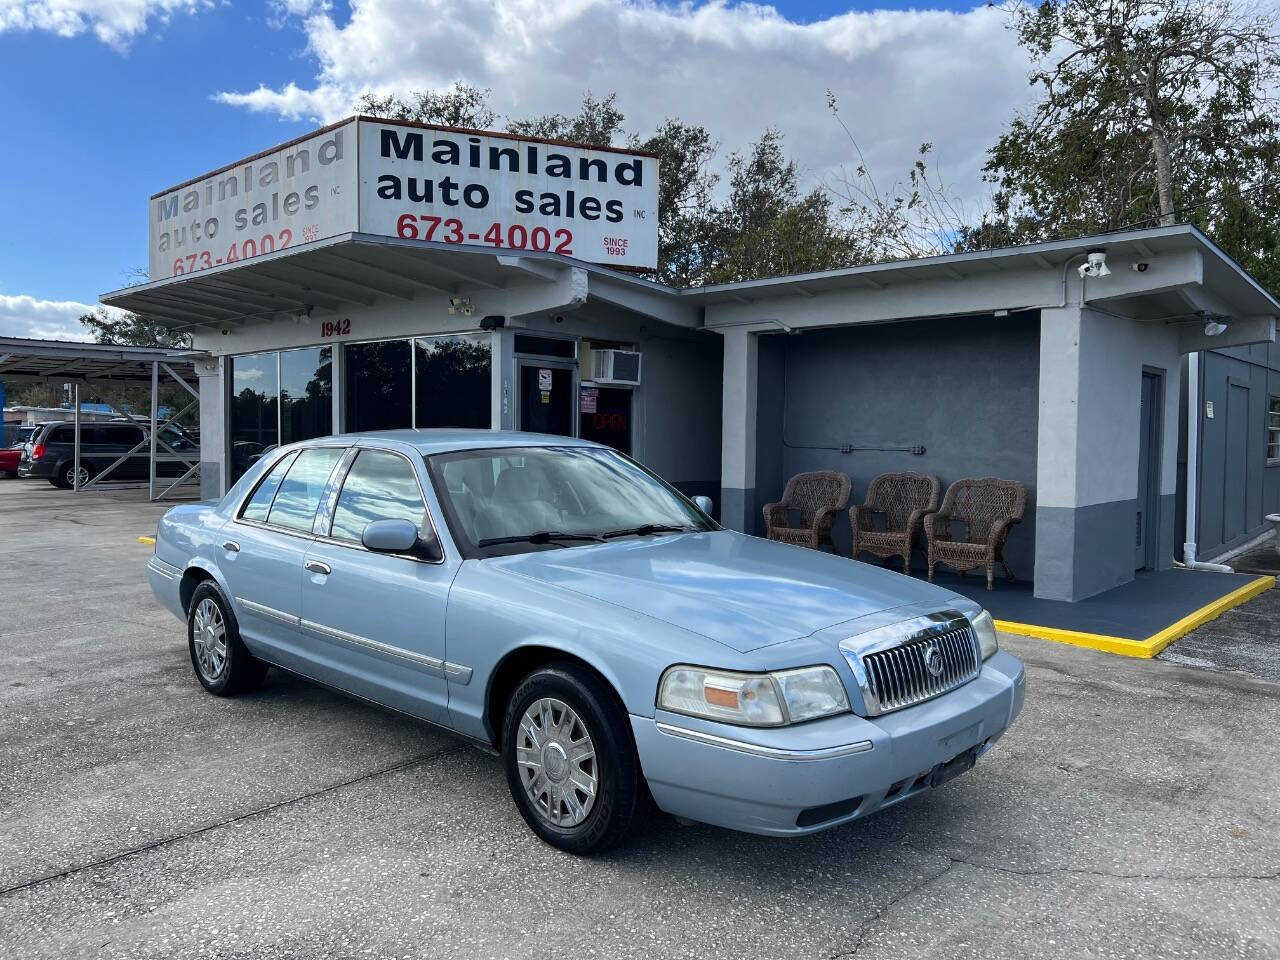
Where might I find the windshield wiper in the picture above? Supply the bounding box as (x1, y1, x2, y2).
(477, 530, 606, 548)
(601, 523, 695, 539)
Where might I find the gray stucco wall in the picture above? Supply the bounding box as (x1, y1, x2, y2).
(1034, 306, 1181, 601)
(1196, 341, 1280, 558)
(630, 332, 723, 506)
(753, 312, 1041, 576)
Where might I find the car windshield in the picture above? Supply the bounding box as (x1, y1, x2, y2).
(430, 446, 714, 553)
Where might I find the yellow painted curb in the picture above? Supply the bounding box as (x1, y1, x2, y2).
(994, 575, 1275, 659)
(137, 535, 156, 546)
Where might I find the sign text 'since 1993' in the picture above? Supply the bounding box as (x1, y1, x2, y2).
(147, 117, 659, 281)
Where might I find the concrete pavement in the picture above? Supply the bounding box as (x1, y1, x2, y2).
(0, 480, 1276, 959)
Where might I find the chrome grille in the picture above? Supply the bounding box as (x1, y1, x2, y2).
(859, 622, 979, 715)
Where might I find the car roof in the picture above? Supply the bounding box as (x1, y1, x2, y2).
(295, 429, 605, 456)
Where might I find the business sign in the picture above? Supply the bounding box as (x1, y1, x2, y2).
(148, 118, 659, 282)
(149, 120, 357, 282)
(357, 120, 658, 269)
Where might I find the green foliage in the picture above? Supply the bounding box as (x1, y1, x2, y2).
(79, 306, 190, 349)
(508, 92, 626, 146)
(975, 0, 1280, 289)
(708, 130, 856, 283)
(354, 83, 497, 129)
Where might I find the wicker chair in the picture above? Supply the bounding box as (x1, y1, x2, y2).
(763, 471, 852, 552)
(850, 472, 941, 574)
(924, 477, 1027, 590)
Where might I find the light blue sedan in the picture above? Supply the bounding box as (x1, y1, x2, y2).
(148, 430, 1025, 853)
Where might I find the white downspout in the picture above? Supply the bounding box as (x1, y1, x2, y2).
(1179, 351, 1234, 572)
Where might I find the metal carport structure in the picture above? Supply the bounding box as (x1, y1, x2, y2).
(0, 337, 204, 499)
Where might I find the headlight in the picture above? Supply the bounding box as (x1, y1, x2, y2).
(971, 609, 999, 660)
(657, 665, 850, 727)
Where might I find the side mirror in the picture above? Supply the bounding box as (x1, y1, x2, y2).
(361, 518, 444, 561)
(362, 518, 421, 554)
(692, 495, 714, 516)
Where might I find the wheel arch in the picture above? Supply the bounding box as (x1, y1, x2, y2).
(484, 644, 630, 750)
(179, 562, 225, 615)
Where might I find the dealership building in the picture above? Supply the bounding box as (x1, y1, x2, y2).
(102, 117, 1280, 604)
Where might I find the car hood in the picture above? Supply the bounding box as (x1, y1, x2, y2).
(483, 530, 966, 653)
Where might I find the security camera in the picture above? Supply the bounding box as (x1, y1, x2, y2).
(1077, 249, 1111, 278)
(1131, 262, 1150, 273)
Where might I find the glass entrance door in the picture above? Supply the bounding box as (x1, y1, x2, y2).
(519, 363, 575, 437)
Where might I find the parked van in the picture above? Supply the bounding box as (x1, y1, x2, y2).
(18, 420, 197, 488)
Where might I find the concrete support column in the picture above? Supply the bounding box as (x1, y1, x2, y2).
(719, 327, 758, 532)
(492, 327, 516, 430)
(1033, 306, 1083, 600)
(195, 355, 225, 500)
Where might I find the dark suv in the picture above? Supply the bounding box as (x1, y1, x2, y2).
(18, 420, 197, 488)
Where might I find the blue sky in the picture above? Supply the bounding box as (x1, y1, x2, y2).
(0, 0, 1022, 339)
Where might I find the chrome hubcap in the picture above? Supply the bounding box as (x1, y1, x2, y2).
(516, 697, 597, 828)
(192, 598, 228, 680)
(68, 466, 88, 486)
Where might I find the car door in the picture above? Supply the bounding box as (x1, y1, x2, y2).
(221, 446, 346, 668)
(299, 445, 456, 724)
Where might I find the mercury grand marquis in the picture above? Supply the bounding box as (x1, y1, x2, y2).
(148, 430, 1025, 854)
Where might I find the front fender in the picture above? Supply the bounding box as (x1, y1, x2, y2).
(444, 561, 736, 744)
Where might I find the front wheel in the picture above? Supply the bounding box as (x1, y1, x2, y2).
(503, 664, 646, 854)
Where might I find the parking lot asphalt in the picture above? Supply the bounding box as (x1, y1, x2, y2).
(1, 480, 1277, 960)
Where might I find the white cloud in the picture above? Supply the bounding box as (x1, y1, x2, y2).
(0, 0, 209, 48)
(215, 0, 1034, 211)
(0, 295, 117, 341)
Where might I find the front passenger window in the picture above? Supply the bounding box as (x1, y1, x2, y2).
(330, 450, 428, 543)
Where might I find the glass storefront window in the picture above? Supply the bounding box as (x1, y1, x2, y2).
(230, 352, 279, 481)
(345, 340, 412, 432)
(414, 334, 492, 429)
(281, 346, 332, 445)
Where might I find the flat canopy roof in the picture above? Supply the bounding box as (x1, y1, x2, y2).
(102, 233, 687, 332)
(683, 224, 1280, 317)
(0, 337, 200, 384)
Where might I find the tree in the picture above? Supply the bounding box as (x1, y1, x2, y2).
(508, 91, 626, 145)
(79, 306, 190, 349)
(631, 120, 722, 286)
(708, 130, 857, 283)
(824, 92, 976, 261)
(977, 0, 1280, 286)
(354, 82, 497, 129)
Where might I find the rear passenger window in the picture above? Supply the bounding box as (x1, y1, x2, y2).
(109, 425, 145, 446)
(49, 426, 73, 443)
(241, 453, 297, 522)
(267, 447, 345, 532)
(330, 450, 428, 543)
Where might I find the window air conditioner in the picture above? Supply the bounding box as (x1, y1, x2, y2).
(590, 349, 642, 386)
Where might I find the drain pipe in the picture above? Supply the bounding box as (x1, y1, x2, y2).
(1180, 351, 1234, 572)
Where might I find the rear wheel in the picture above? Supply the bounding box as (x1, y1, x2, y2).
(502, 663, 646, 854)
(54, 461, 92, 489)
(187, 581, 267, 696)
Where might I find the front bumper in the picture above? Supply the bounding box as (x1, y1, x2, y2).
(632, 650, 1025, 836)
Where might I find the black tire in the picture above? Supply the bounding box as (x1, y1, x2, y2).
(502, 663, 646, 855)
(187, 580, 268, 696)
(53, 461, 93, 489)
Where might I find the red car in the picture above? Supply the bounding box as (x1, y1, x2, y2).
(0, 446, 21, 477)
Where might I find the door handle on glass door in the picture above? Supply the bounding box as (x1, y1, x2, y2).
(304, 560, 332, 576)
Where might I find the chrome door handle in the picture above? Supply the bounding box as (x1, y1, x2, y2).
(223, 540, 240, 553)
(304, 560, 331, 576)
